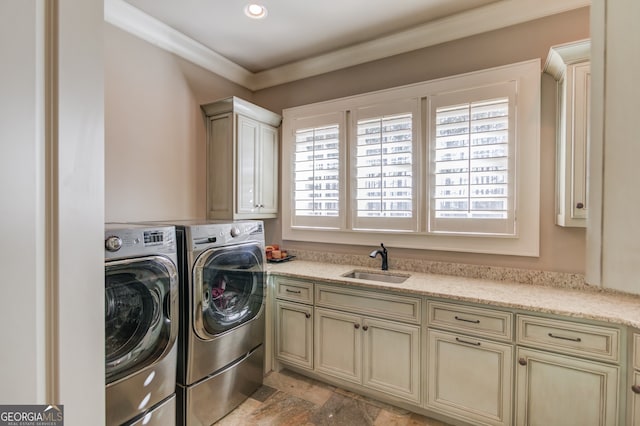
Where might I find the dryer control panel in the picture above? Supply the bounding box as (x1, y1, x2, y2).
(104, 224, 177, 260)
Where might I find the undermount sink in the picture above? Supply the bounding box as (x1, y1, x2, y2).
(342, 269, 410, 284)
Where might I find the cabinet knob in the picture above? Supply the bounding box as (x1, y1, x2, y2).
(305, 313, 311, 319)
(354, 324, 360, 329)
(362, 325, 369, 331)
(576, 202, 585, 209)
(632, 385, 640, 394)
(518, 358, 527, 366)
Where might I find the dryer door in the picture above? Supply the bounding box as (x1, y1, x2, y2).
(193, 242, 264, 339)
(105, 255, 178, 384)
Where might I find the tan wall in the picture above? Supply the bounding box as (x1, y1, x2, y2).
(254, 7, 590, 273)
(104, 23, 252, 222)
(105, 8, 589, 273)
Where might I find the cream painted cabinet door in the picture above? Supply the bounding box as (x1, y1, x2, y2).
(515, 347, 619, 426)
(544, 41, 590, 227)
(427, 330, 513, 426)
(237, 115, 278, 216)
(314, 308, 421, 403)
(314, 308, 362, 384)
(363, 317, 421, 403)
(257, 124, 278, 214)
(631, 371, 640, 426)
(275, 300, 313, 370)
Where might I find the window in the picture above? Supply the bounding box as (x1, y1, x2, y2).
(356, 114, 413, 218)
(429, 82, 517, 235)
(294, 124, 340, 217)
(290, 112, 346, 229)
(281, 60, 540, 256)
(352, 100, 418, 231)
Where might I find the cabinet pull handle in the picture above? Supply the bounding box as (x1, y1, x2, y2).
(454, 316, 480, 324)
(362, 325, 369, 331)
(518, 358, 527, 366)
(305, 313, 311, 319)
(285, 289, 301, 294)
(548, 332, 582, 342)
(455, 337, 481, 346)
(632, 385, 640, 394)
(354, 324, 360, 329)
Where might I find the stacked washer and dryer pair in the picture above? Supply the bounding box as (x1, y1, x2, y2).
(104, 220, 266, 425)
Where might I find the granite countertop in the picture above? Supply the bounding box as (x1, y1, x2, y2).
(268, 260, 640, 329)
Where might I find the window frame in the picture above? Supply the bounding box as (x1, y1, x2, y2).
(281, 59, 540, 256)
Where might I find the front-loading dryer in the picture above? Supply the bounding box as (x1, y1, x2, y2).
(104, 224, 179, 426)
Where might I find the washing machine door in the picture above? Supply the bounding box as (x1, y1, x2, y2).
(193, 242, 264, 339)
(105, 255, 178, 384)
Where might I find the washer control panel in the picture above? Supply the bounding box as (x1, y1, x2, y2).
(188, 221, 264, 251)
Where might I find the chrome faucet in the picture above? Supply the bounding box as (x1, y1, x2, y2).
(369, 243, 388, 271)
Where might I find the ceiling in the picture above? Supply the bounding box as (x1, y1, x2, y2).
(106, 0, 590, 90)
(122, 0, 500, 73)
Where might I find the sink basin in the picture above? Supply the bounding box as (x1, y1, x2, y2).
(342, 270, 410, 284)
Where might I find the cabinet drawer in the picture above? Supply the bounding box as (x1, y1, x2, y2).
(517, 315, 620, 363)
(275, 277, 313, 304)
(634, 333, 640, 370)
(315, 284, 421, 324)
(427, 301, 513, 342)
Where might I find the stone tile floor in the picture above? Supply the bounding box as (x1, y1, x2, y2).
(214, 369, 453, 426)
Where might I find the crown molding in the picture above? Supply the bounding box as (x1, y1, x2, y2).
(105, 0, 590, 91)
(104, 0, 254, 88)
(544, 39, 591, 80)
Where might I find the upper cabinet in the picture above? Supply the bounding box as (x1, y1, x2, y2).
(544, 39, 591, 228)
(202, 97, 281, 220)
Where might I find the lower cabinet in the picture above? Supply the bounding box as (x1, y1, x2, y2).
(314, 307, 421, 403)
(427, 329, 513, 426)
(515, 314, 621, 426)
(515, 347, 619, 426)
(272, 274, 628, 425)
(275, 300, 313, 370)
(631, 371, 640, 426)
(629, 332, 640, 425)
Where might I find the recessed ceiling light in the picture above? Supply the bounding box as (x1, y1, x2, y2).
(244, 4, 268, 19)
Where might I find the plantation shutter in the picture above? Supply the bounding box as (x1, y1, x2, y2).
(352, 100, 418, 231)
(429, 83, 517, 235)
(291, 113, 345, 229)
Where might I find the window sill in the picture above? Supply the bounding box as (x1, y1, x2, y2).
(282, 227, 539, 257)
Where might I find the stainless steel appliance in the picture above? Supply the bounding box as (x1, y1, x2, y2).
(170, 220, 266, 426)
(104, 224, 179, 426)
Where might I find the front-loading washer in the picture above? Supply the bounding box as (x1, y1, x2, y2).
(150, 219, 266, 426)
(104, 224, 179, 426)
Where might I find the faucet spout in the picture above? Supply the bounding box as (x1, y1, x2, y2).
(369, 243, 388, 271)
